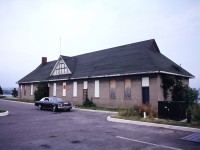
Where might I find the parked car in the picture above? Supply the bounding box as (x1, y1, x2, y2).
(35, 97, 74, 112)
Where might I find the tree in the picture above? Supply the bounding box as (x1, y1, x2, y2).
(184, 86, 199, 107)
(34, 83, 49, 101)
(172, 80, 199, 108)
(12, 88, 18, 97)
(0, 86, 3, 95)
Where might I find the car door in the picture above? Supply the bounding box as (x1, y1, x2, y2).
(43, 98, 51, 109)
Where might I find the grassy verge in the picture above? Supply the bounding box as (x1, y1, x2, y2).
(75, 105, 120, 112)
(4, 98, 34, 103)
(112, 115, 200, 129)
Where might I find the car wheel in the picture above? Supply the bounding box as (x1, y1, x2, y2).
(52, 105, 57, 112)
(38, 105, 42, 110)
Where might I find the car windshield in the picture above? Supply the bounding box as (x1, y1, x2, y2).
(49, 97, 64, 102)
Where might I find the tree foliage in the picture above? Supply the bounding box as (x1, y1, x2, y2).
(0, 86, 3, 95)
(161, 75, 175, 100)
(11, 88, 18, 97)
(161, 74, 199, 108)
(34, 83, 49, 101)
(172, 80, 199, 108)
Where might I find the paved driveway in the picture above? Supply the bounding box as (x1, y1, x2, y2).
(0, 100, 199, 150)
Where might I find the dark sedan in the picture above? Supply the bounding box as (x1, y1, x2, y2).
(35, 97, 74, 112)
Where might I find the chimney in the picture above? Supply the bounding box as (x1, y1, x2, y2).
(41, 57, 47, 65)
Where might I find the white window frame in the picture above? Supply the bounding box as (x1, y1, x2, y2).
(53, 83, 56, 96)
(142, 77, 149, 87)
(73, 82, 77, 97)
(30, 84, 33, 96)
(83, 81, 88, 89)
(94, 80, 100, 98)
(63, 82, 66, 96)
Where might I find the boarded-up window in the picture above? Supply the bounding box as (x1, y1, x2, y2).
(94, 80, 99, 98)
(24, 85, 26, 96)
(30, 84, 33, 96)
(73, 82, 77, 97)
(63, 82, 66, 96)
(124, 79, 131, 99)
(83, 81, 88, 89)
(142, 77, 149, 87)
(110, 80, 116, 99)
(53, 83, 56, 96)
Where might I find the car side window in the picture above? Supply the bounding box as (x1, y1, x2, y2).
(44, 98, 49, 101)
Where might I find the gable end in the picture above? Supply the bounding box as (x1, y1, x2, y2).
(50, 56, 72, 76)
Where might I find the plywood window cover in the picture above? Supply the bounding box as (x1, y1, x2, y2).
(30, 84, 33, 96)
(63, 82, 66, 96)
(73, 82, 77, 97)
(110, 80, 116, 99)
(142, 77, 149, 87)
(124, 79, 131, 99)
(94, 80, 100, 98)
(53, 83, 56, 96)
(83, 81, 88, 89)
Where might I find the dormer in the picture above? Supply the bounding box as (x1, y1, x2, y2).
(50, 56, 71, 76)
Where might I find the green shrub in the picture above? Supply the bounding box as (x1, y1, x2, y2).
(83, 97, 96, 107)
(189, 104, 200, 122)
(118, 106, 138, 117)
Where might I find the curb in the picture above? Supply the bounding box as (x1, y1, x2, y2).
(0, 111, 9, 117)
(107, 116, 200, 133)
(74, 108, 118, 114)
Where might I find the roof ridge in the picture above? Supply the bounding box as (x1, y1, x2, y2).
(74, 39, 155, 57)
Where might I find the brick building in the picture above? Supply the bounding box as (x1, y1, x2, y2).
(18, 39, 193, 108)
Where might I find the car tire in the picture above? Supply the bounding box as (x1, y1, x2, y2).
(52, 105, 57, 112)
(38, 105, 42, 110)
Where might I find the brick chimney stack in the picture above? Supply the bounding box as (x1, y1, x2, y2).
(41, 57, 47, 65)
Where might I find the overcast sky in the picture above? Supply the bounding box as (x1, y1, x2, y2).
(0, 0, 199, 88)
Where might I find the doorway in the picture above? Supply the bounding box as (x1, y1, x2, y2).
(142, 87, 149, 104)
(83, 89, 88, 101)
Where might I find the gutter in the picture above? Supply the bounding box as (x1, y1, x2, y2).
(18, 71, 193, 84)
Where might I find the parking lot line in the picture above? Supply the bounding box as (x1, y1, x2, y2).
(116, 136, 183, 150)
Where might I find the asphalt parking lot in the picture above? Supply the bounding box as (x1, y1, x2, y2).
(0, 100, 199, 150)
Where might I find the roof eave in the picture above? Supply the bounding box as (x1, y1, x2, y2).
(17, 70, 194, 84)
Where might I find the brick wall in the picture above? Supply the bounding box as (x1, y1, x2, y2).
(19, 74, 189, 108)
